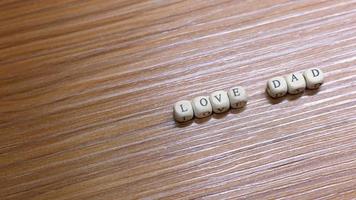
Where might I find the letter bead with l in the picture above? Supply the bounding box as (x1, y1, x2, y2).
(173, 100, 194, 123)
(303, 68, 324, 89)
(267, 76, 288, 98)
(209, 90, 230, 113)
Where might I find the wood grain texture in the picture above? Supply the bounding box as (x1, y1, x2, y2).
(1, 0, 356, 199)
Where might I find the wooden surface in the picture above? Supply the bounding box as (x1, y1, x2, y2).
(1, 0, 356, 199)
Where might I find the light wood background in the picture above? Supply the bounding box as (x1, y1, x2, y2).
(1, 0, 356, 199)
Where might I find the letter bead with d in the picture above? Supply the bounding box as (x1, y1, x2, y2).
(267, 76, 288, 98)
(303, 68, 324, 89)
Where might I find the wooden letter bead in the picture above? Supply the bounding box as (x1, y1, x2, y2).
(192, 96, 213, 118)
(303, 68, 324, 89)
(285, 72, 306, 94)
(209, 90, 230, 113)
(266, 77, 288, 98)
(227, 86, 248, 109)
(173, 100, 194, 123)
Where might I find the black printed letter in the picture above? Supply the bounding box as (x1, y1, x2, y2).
(180, 104, 188, 112)
(200, 98, 208, 106)
(272, 80, 281, 88)
(232, 88, 240, 96)
(312, 69, 320, 77)
(291, 74, 299, 82)
(214, 94, 222, 102)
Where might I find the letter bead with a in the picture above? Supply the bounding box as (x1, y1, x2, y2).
(285, 72, 306, 94)
(192, 96, 213, 118)
(267, 77, 288, 98)
(227, 86, 248, 109)
(210, 90, 230, 113)
(173, 100, 194, 123)
(303, 68, 324, 89)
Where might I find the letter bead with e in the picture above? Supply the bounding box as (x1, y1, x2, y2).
(227, 86, 248, 109)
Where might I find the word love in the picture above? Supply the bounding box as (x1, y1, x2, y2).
(173, 87, 248, 123)
(267, 68, 324, 98)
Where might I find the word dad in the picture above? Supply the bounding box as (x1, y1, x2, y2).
(267, 68, 324, 98)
